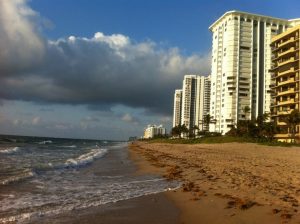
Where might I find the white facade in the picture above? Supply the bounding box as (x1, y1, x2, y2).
(181, 75, 211, 132)
(173, 89, 182, 127)
(209, 10, 299, 134)
(143, 124, 166, 139)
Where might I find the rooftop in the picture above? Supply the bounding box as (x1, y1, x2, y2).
(209, 10, 292, 31)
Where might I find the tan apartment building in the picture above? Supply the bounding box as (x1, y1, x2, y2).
(270, 25, 300, 141)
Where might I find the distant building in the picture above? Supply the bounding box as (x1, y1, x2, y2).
(270, 24, 300, 142)
(143, 124, 166, 139)
(209, 10, 299, 134)
(128, 136, 138, 141)
(181, 75, 211, 132)
(173, 89, 182, 127)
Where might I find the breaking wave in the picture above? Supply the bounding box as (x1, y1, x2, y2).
(64, 148, 107, 168)
(1, 170, 35, 186)
(0, 147, 20, 154)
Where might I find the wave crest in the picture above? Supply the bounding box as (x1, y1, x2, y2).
(1, 170, 35, 186)
(64, 148, 107, 168)
(0, 147, 20, 154)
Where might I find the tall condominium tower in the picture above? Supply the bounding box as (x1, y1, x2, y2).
(173, 89, 182, 127)
(271, 25, 300, 142)
(181, 75, 211, 132)
(209, 10, 300, 134)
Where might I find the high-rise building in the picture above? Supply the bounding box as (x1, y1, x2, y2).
(209, 10, 300, 134)
(270, 25, 300, 142)
(173, 89, 182, 127)
(143, 124, 166, 139)
(181, 75, 211, 132)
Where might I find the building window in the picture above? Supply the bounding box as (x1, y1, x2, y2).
(240, 46, 250, 50)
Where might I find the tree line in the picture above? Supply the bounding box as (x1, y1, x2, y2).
(171, 108, 300, 143)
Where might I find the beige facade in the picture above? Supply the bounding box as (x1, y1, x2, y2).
(271, 25, 300, 141)
(143, 124, 166, 139)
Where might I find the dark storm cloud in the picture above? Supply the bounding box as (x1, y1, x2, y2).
(0, 0, 211, 115)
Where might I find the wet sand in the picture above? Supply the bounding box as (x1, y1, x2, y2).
(129, 141, 300, 224)
(31, 145, 180, 224)
(37, 193, 179, 224)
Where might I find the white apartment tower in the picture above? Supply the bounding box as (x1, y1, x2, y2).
(181, 75, 211, 131)
(173, 89, 182, 127)
(209, 10, 300, 134)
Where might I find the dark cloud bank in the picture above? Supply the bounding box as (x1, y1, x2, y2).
(0, 0, 211, 115)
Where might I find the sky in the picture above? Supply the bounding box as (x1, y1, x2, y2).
(1, 0, 300, 140)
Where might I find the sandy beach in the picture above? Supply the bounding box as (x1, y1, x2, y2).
(130, 141, 300, 223)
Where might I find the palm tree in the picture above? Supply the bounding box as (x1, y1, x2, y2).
(181, 124, 189, 138)
(171, 124, 189, 138)
(243, 106, 251, 120)
(171, 126, 181, 138)
(285, 110, 300, 143)
(189, 125, 199, 138)
(203, 114, 216, 132)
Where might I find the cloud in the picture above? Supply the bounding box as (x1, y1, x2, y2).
(121, 113, 140, 124)
(82, 116, 100, 122)
(0, 0, 45, 75)
(0, 0, 211, 116)
(32, 116, 40, 125)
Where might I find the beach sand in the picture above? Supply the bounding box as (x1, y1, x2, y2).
(37, 193, 179, 224)
(129, 141, 300, 224)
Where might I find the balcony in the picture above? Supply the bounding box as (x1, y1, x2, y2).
(277, 78, 295, 86)
(277, 37, 295, 48)
(278, 47, 296, 57)
(277, 57, 296, 67)
(278, 99, 296, 106)
(277, 121, 287, 126)
(277, 88, 295, 96)
(277, 110, 293, 115)
(278, 67, 296, 77)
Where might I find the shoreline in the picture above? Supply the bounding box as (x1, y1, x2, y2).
(129, 141, 300, 223)
(28, 143, 180, 224)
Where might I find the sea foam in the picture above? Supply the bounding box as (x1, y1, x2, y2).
(64, 148, 107, 168)
(1, 170, 35, 186)
(0, 147, 20, 154)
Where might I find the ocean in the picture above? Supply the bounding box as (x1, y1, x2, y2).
(0, 135, 179, 223)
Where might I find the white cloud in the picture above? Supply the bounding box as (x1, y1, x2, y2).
(32, 116, 40, 125)
(121, 113, 139, 125)
(121, 114, 133, 122)
(0, 0, 211, 117)
(0, 0, 45, 73)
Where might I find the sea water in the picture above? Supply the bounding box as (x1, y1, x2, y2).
(0, 136, 179, 223)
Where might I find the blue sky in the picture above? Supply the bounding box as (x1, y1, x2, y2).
(0, 0, 300, 140)
(30, 0, 300, 54)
